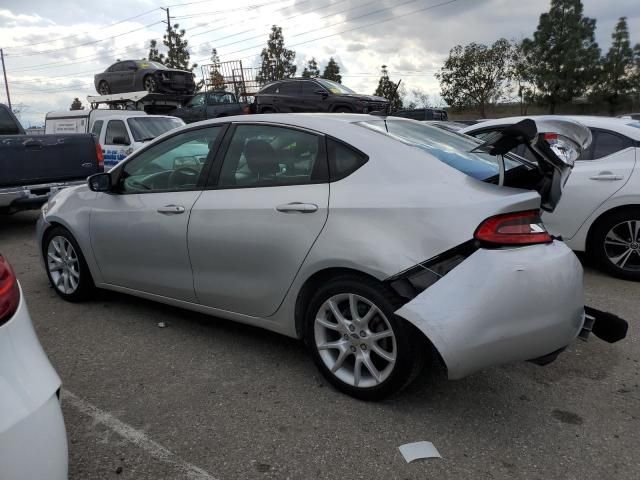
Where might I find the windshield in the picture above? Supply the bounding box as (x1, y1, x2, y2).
(358, 119, 524, 180)
(127, 117, 185, 142)
(315, 79, 355, 95)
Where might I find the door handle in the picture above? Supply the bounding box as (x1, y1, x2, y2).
(276, 202, 318, 213)
(590, 172, 624, 181)
(157, 205, 186, 214)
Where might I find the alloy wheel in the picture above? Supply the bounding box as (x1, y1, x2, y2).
(47, 236, 80, 294)
(604, 220, 640, 272)
(144, 77, 157, 93)
(314, 293, 397, 389)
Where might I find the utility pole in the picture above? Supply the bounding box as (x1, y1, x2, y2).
(161, 7, 172, 63)
(0, 48, 12, 110)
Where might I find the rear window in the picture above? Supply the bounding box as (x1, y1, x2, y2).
(358, 119, 522, 180)
(592, 130, 633, 159)
(127, 117, 184, 142)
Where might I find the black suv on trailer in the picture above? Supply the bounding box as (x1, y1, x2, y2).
(254, 78, 389, 114)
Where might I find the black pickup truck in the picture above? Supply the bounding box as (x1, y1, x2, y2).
(169, 91, 246, 123)
(0, 104, 103, 214)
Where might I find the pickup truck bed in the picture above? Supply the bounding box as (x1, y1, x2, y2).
(1, 104, 102, 214)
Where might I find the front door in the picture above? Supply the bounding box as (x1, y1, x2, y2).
(102, 119, 131, 168)
(189, 123, 330, 317)
(90, 125, 225, 301)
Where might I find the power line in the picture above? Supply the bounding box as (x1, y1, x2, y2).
(5, 8, 160, 50)
(172, 0, 288, 20)
(6, 21, 164, 58)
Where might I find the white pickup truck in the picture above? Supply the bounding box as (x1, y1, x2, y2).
(46, 110, 184, 169)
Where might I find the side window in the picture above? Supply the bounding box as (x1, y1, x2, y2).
(104, 120, 131, 145)
(327, 138, 368, 181)
(91, 120, 103, 137)
(279, 82, 301, 95)
(217, 124, 327, 188)
(301, 81, 319, 95)
(261, 83, 279, 94)
(118, 126, 222, 193)
(105, 120, 130, 145)
(188, 94, 205, 107)
(591, 130, 632, 160)
(112, 62, 127, 72)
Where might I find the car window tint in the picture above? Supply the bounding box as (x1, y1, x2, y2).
(327, 139, 368, 181)
(188, 94, 205, 107)
(301, 81, 319, 94)
(112, 63, 127, 72)
(261, 83, 279, 94)
(278, 82, 301, 95)
(217, 124, 327, 188)
(0, 107, 21, 134)
(119, 126, 222, 193)
(105, 120, 130, 145)
(91, 120, 103, 137)
(592, 131, 632, 159)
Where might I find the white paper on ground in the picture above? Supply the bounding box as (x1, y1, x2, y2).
(399, 441, 442, 463)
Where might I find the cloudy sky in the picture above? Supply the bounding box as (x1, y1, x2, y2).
(1, 0, 638, 126)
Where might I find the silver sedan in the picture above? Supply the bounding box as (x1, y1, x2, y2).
(38, 113, 600, 399)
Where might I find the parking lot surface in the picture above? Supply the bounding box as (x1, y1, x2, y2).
(2, 211, 639, 479)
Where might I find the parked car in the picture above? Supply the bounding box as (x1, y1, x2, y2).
(0, 104, 103, 214)
(0, 254, 68, 479)
(37, 113, 626, 400)
(393, 108, 448, 121)
(94, 60, 196, 95)
(254, 78, 389, 114)
(169, 91, 246, 123)
(460, 116, 640, 281)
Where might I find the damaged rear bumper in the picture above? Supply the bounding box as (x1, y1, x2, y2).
(394, 241, 586, 379)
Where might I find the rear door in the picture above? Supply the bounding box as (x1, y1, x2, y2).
(188, 122, 329, 317)
(544, 129, 636, 238)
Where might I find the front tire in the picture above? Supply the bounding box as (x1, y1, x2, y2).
(590, 208, 640, 281)
(144, 75, 157, 93)
(333, 106, 352, 113)
(43, 227, 94, 302)
(304, 275, 425, 400)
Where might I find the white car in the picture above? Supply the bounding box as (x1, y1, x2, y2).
(0, 254, 68, 479)
(461, 116, 640, 281)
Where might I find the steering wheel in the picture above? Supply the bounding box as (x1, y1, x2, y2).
(168, 166, 200, 189)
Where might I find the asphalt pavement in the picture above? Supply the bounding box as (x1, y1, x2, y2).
(2, 211, 639, 480)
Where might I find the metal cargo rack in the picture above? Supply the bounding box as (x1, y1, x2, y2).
(200, 60, 262, 104)
(86, 91, 193, 114)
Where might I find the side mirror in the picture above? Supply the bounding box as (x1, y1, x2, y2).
(111, 136, 129, 146)
(314, 89, 328, 97)
(88, 173, 112, 192)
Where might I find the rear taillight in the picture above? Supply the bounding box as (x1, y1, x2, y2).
(0, 255, 20, 326)
(96, 143, 104, 172)
(474, 210, 552, 246)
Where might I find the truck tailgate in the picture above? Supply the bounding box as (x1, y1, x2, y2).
(0, 134, 99, 187)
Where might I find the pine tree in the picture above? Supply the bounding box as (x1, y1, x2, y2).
(301, 58, 320, 78)
(373, 65, 403, 111)
(70, 98, 84, 110)
(147, 39, 164, 63)
(163, 23, 197, 71)
(322, 57, 341, 83)
(256, 26, 296, 84)
(521, 0, 600, 113)
(208, 48, 226, 91)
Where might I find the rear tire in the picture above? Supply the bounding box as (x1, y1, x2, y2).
(43, 227, 95, 302)
(98, 81, 111, 95)
(304, 275, 425, 400)
(590, 208, 640, 281)
(260, 107, 275, 114)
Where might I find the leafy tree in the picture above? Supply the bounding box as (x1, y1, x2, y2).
(70, 98, 84, 110)
(436, 38, 512, 118)
(410, 88, 430, 108)
(163, 23, 198, 71)
(510, 41, 536, 115)
(147, 39, 164, 63)
(256, 25, 296, 84)
(207, 48, 226, 91)
(591, 18, 635, 114)
(521, 0, 599, 113)
(302, 57, 320, 78)
(373, 65, 403, 111)
(322, 57, 341, 83)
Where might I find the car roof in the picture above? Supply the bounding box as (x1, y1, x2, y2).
(464, 115, 640, 140)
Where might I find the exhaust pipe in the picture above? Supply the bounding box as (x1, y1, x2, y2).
(583, 306, 628, 344)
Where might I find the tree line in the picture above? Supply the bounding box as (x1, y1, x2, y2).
(437, 0, 640, 116)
